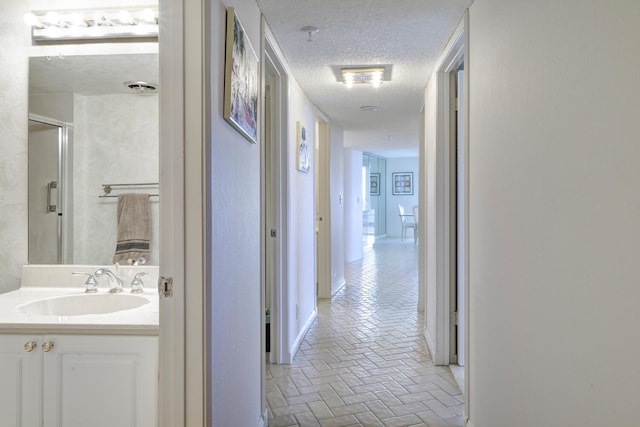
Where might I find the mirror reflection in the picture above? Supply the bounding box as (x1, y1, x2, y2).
(28, 53, 159, 266)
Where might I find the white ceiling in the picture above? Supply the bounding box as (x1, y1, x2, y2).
(29, 53, 158, 96)
(257, 0, 472, 157)
(29, 0, 471, 157)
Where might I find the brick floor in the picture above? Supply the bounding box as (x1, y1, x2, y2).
(266, 238, 464, 427)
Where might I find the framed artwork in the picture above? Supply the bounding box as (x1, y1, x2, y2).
(224, 7, 259, 143)
(370, 173, 380, 196)
(392, 172, 413, 195)
(296, 121, 310, 173)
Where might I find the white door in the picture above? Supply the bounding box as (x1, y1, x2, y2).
(456, 69, 466, 366)
(0, 335, 42, 427)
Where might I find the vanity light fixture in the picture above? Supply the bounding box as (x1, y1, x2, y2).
(24, 7, 159, 42)
(341, 67, 385, 88)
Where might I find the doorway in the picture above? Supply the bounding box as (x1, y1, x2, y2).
(264, 45, 286, 364)
(362, 153, 387, 249)
(315, 119, 331, 299)
(450, 65, 465, 368)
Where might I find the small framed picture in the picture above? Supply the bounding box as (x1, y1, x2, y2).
(392, 172, 413, 195)
(296, 121, 310, 173)
(370, 173, 380, 196)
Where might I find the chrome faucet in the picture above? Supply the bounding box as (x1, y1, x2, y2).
(130, 272, 148, 294)
(94, 268, 124, 293)
(72, 272, 99, 293)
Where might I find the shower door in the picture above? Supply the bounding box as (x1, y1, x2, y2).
(28, 117, 67, 264)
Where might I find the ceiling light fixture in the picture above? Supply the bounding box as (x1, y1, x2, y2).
(341, 67, 385, 88)
(24, 8, 159, 42)
(300, 25, 319, 42)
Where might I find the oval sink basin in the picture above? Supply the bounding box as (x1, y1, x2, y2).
(17, 293, 150, 316)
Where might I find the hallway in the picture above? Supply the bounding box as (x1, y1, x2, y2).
(266, 239, 464, 426)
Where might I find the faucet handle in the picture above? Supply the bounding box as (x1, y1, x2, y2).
(72, 272, 98, 293)
(130, 272, 148, 294)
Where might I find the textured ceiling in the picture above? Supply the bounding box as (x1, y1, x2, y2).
(258, 0, 472, 157)
(29, 53, 158, 96)
(28, 0, 470, 157)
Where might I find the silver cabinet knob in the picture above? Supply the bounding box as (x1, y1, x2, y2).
(24, 341, 37, 352)
(42, 341, 55, 352)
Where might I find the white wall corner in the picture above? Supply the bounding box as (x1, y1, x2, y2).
(257, 409, 268, 427)
(332, 277, 346, 296)
(290, 307, 317, 360)
(424, 326, 443, 365)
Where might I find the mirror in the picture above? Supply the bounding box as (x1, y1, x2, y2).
(28, 53, 159, 266)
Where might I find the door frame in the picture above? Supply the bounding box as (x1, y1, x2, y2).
(432, 12, 471, 422)
(315, 118, 332, 299)
(158, 0, 206, 425)
(262, 30, 290, 366)
(27, 114, 72, 264)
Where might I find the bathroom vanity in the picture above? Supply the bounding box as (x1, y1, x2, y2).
(0, 265, 159, 427)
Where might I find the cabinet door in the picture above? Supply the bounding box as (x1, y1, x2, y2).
(0, 335, 42, 427)
(43, 335, 158, 427)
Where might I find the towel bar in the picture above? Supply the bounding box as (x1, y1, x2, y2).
(100, 182, 159, 198)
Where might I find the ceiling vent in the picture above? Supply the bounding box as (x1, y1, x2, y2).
(125, 81, 158, 95)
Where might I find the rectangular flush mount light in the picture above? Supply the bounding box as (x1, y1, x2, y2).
(341, 67, 386, 88)
(25, 8, 158, 41)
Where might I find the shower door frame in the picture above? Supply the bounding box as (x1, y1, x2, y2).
(28, 113, 72, 264)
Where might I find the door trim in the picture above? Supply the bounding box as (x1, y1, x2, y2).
(316, 119, 332, 299)
(431, 11, 471, 423)
(263, 25, 290, 365)
(159, 0, 186, 420)
(158, 0, 208, 424)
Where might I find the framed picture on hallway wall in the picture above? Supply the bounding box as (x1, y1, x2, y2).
(296, 121, 310, 173)
(392, 172, 413, 195)
(370, 173, 380, 196)
(223, 7, 259, 143)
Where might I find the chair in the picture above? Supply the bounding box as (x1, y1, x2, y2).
(398, 205, 417, 242)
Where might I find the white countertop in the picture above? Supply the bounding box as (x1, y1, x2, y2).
(0, 287, 159, 335)
(0, 265, 160, 336)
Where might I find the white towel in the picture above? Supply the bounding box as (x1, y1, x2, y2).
(113, 193, 150, 264)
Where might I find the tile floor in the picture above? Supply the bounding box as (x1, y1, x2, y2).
(266, 238, 465, 426)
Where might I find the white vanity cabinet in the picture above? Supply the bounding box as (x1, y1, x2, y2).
(0, 334, 157, 427)
(0, 335, 42, 427)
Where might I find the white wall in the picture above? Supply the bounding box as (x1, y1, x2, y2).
(344, 148, 363, 263)
(329, 124, 346, 294)
(468, 1, 640, 425)
(208, 0, 262, 425)
(286, 74, 318, 358)
(386, 157, 419, 238)
(0, 0, 30, 293)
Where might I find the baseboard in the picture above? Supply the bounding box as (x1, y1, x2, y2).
(257, 408, 268, 427)
(331, 277, 346, 296)
(465, 418, 474, 427)
(291, 308, 317, 360)
(424, 327, 438, 363)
